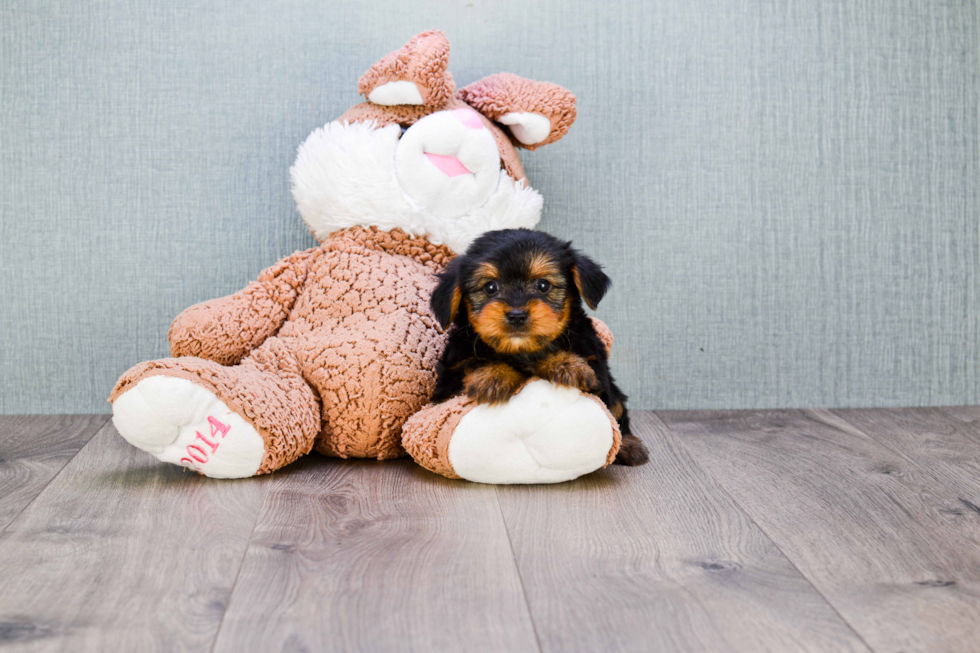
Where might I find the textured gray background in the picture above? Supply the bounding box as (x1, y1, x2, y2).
(2, 0, 978, 413)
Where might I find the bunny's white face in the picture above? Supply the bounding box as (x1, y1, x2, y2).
(290, 118, 543, 254)
(395, 108, 503, 219)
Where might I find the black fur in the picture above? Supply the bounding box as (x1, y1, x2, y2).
(431, 256, 464, 329)
(572, 251, 610, 310)
(430, 228, 648, 466)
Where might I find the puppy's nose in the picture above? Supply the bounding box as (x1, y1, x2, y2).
(506, 309, 529, 326)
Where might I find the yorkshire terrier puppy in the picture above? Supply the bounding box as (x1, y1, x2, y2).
(429, 228, 649, 466)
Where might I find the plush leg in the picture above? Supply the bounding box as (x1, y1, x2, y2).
(402, 379, 621, 484)
(301, 311, 447, 461)
(109, 338, 320, 478)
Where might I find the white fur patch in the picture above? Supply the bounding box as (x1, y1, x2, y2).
(290, 119, 542, 253)
(112, 376, 265, 479)
(499, 112, 552, 145)
(448, 380, 614, 484)
(367, 81, 424, 105)
(395, 110, 501, 219)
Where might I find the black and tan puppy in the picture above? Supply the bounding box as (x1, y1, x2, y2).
(430, 228, 648, 466)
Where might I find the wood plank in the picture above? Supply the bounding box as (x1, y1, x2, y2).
(658, 408, 980, 653)
(494, 411, 870, 653)
(212, 457, 539, 653)
(0, 415, 108, 533)
(925, 405, 980, 453)
(933, 405, 980, 434)
(0, 422, 269, 652)
(826, 407, 980, 505)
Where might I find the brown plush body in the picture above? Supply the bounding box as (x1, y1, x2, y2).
(112, 227, 453, 471)
(429, 229, 648, 466)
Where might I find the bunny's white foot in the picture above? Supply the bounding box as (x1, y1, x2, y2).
(112, 375, 265, 479)
(447, 380, 616, 484)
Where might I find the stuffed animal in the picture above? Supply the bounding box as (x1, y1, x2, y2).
(110, 31, 622, 483)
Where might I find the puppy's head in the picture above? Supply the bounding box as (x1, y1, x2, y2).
(431, 229, 610, 354)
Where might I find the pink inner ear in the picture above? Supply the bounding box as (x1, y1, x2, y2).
(453, 108, 484, 129)
(424, 152, 473, 177)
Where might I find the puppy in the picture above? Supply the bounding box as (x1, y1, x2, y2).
(429, 228, 649, 466)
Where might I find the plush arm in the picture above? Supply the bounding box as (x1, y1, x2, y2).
(589, 317, 614, 356)
(168, 247, 319, 365)
(401, 317, 618, 481)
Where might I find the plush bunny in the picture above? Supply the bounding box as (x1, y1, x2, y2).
(110, 31, 621, 483)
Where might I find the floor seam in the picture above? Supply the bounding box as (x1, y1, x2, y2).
(817, 407, 980, 500)
(0, 414, 110, 540)
(208, 478, 273, 653)
(493, 487, 546, 653)
(652, 409, 880, 653)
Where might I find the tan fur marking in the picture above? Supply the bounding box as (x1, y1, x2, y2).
(474, 261, 500, 283)
(472, 302, 534, 354)
(464, 362, 525, 404)
(573, 267, 596, 310)
(472, 298, 569, 354)
(610, 401, 624, 420)
(527, 251, 560, 280)
(534, 351, 597, 392)
(526, 298, 569, 345)
(449, 286, 462, 324)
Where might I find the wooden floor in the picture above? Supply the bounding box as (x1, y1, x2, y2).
(2, 409, 980, 652)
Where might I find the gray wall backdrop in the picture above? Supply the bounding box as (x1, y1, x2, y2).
(2, 0, 979, 413)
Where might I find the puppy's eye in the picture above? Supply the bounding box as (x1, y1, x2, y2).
(484, 281, 499, 296)
(535, 279, 552, 293)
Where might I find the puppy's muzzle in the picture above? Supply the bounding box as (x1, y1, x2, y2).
(505, 308, 529, 327)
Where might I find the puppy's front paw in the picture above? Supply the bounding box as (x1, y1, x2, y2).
(534, 351, 597, 393)
(614, 434, 649, 466)
(464, 363, 525, 404)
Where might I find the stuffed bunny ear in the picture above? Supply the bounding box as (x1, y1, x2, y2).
(358, 30, 456, 109)
(458, 73, 577, 150)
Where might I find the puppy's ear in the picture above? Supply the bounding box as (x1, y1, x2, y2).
(571, 251, 611, 310)
(431, 257, 464, 329)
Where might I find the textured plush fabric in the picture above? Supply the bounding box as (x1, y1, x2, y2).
(591, 317, 614, 356)
(167, 249, 318, 366)
(401, 393, 469, 480)
(458, 73, 577, 149)
(4, 1, 980, 414)
(295, 228, 452, 459)
(110, 339, 321, 474)
(358, 30, 455, 108)
(112, 227, 455, 469)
